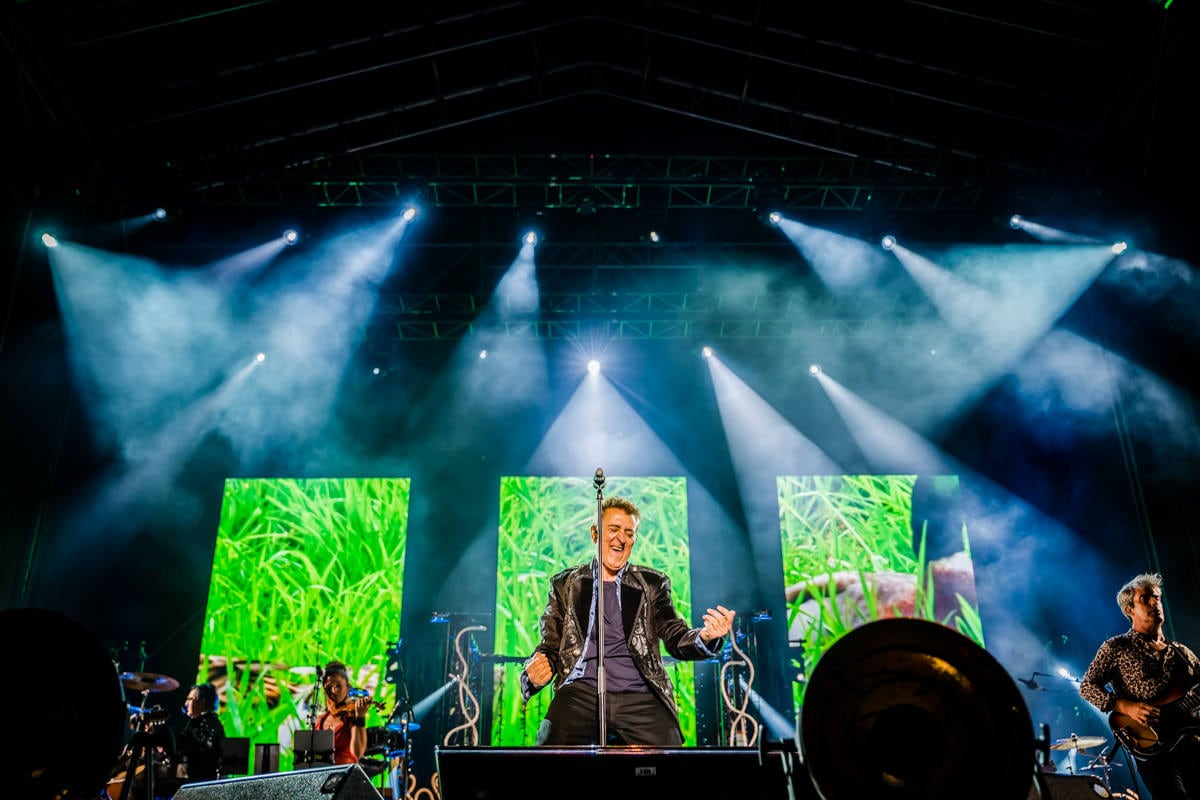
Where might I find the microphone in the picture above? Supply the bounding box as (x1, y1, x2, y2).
(593, 467, 605, 490)
(1018, 676, 1040, 690)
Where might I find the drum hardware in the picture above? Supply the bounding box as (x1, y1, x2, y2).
(109, 671, 180, 799)
(1079, 739, 1123, 794)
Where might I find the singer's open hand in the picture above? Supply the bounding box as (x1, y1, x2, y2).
(524, 652, 553, 688)
(700, 605, 736, 643)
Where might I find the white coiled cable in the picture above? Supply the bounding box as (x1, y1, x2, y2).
(719, 632, 760, 746)
(443, 625, 487, 746)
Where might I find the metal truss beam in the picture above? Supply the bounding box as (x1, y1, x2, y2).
(191, 154, 1016, 212)
(367, 290, 914, 341)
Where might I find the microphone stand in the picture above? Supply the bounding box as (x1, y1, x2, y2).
(383, 640, 416, 799)
(304, 641, 324, 768)
(593, 467, 607, 747)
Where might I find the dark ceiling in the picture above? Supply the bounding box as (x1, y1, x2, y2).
(9, 0, 1196, 248)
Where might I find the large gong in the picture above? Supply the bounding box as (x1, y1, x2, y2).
(800, 618, 1034, 800)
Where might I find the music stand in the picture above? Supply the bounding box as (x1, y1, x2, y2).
(292, 729, 334, 769)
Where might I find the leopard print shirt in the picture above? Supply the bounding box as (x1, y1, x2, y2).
(1079, 629, 1200, 713)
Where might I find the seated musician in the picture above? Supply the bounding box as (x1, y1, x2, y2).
(176, 682, 226, 782)
(1079, 573, 1200, 798)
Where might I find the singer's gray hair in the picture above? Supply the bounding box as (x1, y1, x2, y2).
(1116, 573, 1163, 620)
(602, 496, 640, 527)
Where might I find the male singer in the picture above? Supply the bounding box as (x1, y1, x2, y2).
(522, 495, 735, 745)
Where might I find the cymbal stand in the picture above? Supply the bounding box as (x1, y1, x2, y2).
(1083, 742, 1122, 793)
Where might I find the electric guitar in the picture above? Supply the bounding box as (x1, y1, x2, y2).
(1109, 680, 1200, 757)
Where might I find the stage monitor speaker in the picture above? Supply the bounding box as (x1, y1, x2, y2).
(435, 745, 812, 800)
(173, 764, 383, 800)
(1034, 773, 1114, 799)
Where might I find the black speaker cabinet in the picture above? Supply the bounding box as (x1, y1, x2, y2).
(435, 745, 811, 800)
(1032, 773, 1113, 799)
(173, 764, 383, 800)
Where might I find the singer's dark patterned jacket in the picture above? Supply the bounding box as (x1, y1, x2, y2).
(523, 561, 721, 731)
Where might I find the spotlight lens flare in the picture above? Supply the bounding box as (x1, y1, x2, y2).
(402, 206, 418, 222)
(587, 359, 600, 375)
(154, 208, 167, 220)
(1009, 214, 1024, 229)
(40, 232, 59, 248)
(881, 235, 896, 251)
(255, 352, 266, 362)
(523, 231, 538, 246)
(808, 363, 821, 376)
(283, 229, 299, 246)
(768, 211, 782, 226)
(701, 346, 713, 359)
(479, 349, 488, 360)
(1112, 241, 1128, 255)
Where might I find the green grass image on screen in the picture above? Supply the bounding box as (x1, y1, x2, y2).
(491, 475, 698, 745)
(778, 474, 984, 715)
(198, 477, 409, 770)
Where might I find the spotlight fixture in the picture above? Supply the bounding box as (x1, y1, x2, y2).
(701, 346, 713, 359)
(523, 231, 538, 246)
(372, 367, 381, 375)
(1009, 214, 1023, 229)
(479, 350, 488, 360)
(1112, 241, 1128, 255)
(880, 235, 896, 251)
(40, 232, 59, 248)
(808, 364, 822, 376)
(649, 230, 660, 243)
(153, 208, 168, 221)
(255, 352, 266, 362)
(402, 206, 418, 222)
(767, 211, 783, 226)
(587, 359, 601, 375)
(282, 229, 299, 246)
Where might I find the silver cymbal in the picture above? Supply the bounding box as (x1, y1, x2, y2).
(1049, 735, 1106, 751)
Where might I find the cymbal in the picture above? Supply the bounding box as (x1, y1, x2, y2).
(384, 720, 421, 733)
(1049, 735, 1106, 751)
(120, 671, 180, 693)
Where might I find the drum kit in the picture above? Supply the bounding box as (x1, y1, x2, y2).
(1047, 733, 1122, 792)
(104, 670, 182, 800)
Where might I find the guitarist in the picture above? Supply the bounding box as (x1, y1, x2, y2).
(1080, 572, 1200, 799)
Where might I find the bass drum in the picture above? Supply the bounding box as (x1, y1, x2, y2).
(799, 617, 1034, 800)
(2, 608, 127, 800)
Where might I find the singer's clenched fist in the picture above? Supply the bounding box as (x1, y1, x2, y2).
(700, 605, 736, 643)
(524, 651, 553, 688)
